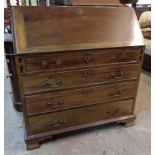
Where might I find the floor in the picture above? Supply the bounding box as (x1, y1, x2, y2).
(4, 65, 151, 155)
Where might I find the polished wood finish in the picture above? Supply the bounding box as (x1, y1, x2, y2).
(22, 64, 139, 95)
(26, 114, 136, 149)
(26, 141, 40, 150)
(10, 6, 144, 150)
(28, 99, 133, 134)
(24, 48, 141, 73)
(117, 115, 136, 127)
(25, 81, 137, 115)
(11, 6, 144, 54)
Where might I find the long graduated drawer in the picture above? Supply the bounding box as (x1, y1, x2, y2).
(25, 81, 137, 115)
(21, 64, 139, 95)
(28, 99, 133, 134)
(23, 48, 141, 73)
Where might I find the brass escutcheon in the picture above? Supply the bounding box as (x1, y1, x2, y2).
(76, 8, 84, 15)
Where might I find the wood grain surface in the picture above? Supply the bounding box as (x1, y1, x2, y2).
(25, 81, 137, 115)
(28, 99, 133, 134)
(24, 48, 141, 73)
(11, 6, 144, 54)
(22, 64, 139, 95)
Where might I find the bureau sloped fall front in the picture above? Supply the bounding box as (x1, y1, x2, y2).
(10, 6, 145, 150)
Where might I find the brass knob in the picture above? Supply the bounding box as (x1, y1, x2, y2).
(111, 55, 116, 62)
(41, 60, 48, 68)
(119, 55, 127, 61)
(56, 59, 62, 66)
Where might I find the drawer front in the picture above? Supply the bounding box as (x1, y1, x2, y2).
(28, 99, 133, 134)
(25, 81, 137, 115)
(24, 49, 141, 72)
(22, 64, 139, 95)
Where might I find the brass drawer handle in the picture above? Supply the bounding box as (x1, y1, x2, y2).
(108, 90, 122, 97)
(47, 98, 63, 108)
(55, 59, 63, 66)
(41, 60, 48, 68)
(110, 71, 123, 79)
(43, 79, 63, 88)
(119, 55, 127, 61)
(84, 55, 91, 63)
(48, 119, 64, 128)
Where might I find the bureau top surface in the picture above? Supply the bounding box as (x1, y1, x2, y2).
(11, 6, 144, 54)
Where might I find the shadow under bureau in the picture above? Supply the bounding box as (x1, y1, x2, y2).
(9, 6, 145, 149)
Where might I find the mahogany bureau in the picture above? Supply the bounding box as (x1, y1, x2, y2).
(10, 6, 144, 149)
